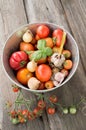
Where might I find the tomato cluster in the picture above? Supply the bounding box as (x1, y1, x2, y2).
(9, 94, 58, 124)
(9, 25, 73, 90)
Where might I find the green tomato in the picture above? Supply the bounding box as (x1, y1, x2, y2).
(11, 118, 19, 124)
(63, 108, 68, 114)
(69, 106, 77, 114)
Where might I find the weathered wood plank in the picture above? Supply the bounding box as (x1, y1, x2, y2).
(0, 0, 45, 130)
(24, 0, 86, 130)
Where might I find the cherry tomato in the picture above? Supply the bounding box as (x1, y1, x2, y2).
(45, 81, 54, 89)
(63, 60, 73, 70)
(33, 107, 42, 117)
(18, 115, 26, 123)
(38, 83, 45, 90)
(37, 100, 46, 109)
(28, 112, 35, 120)
(16, 68, 33, 85)
(37, 25, 50, 38)
(35, 64, 52, 82)
(53, 29, 63, 47)
(13, 87, 19, 92)
(45, 37, 53, 48)
(35, 34, 40, 40)
(49, 95, 58, 103)
(9, 51, 28, 70)
(47, 107, 56, 115)
(20, 42, 34, 51)
(22, 109, 28, 117)
(10, 110, 17, 118)
(11, 118, 19, 124)
(62, 50, 71, 59)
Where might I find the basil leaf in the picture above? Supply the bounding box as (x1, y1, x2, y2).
(43, 47, 53, 56)
(37, 39, 46, 50)
(31, 50, 42, 61)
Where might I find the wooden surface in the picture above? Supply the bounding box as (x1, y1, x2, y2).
(0, 0, 86, 130)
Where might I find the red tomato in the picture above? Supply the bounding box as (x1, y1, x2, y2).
(47, 107, 56, 115)
(37, 100, 46, 109)
(28, 112, 35, 120)
(49, 95, 58, 103)
(33, 107, 42, 117)
(35, 64, 52, 82)
(13, 87, 19, 92)
(22, 109, 28, 116)
(37, 25, 50, 38)
(10, 110, 17, 118)
(53, 29, 63, 47)
(9, 51, 28, 70)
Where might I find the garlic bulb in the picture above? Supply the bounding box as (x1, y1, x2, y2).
(51, 53, 65, 68)
(27, 77, 40, 90)
(27, 60, 37, 72)
(54, 72, 64, 83)
(23, 30, 33, 42)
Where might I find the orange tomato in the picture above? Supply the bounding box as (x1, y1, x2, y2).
(35, 64, 52, 82)
(37, 57, 47, 64)
(20, 42, 34, 51)
(45, 80, 54, 89)
(35, 34, 40, 40)
(63, 60, 73, 70)
(62, 50, 71, 59)
(16, 68, 33, 85)
(45, 37, 53, 48)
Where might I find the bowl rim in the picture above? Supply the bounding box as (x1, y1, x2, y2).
(2, 22, 79, 93)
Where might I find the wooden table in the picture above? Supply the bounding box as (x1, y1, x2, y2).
(0, 0, 86, 130)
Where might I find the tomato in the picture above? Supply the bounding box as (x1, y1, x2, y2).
(16, 68, 33, 85)
(38, 83, 45, 90)
(33, 107, 42, 117)
(9, 51, 28, 70)
(37, 57, 47, 64)
(49, 95, 58, 103)
(13, 87, 19, 92)
(35, 64, 52, 82)
(28, 112, 35, 120)
(11, 118, 19, 124)
(63, 60, 73, 70)
(22, 109, 28, 117)
(53, 29, 63, 47)
(47, 107, 56, 115)
(45, 81, 54, 89)
(62, 50, 71, 59)
(18, 115, 26, 123)
(31, 37, 37, 44)
(10, 110, 17, 118)
(35, 34, 40, 40)
(20, 42, 34, 51)
(45, 37, 53, 48)
(37, 25, 50, 38)
(37, 100, 46, 109)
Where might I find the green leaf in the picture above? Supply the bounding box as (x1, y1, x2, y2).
(43, 47, 53, 56)
(37, 39, 46, 50)
(31, 50, 42, 61)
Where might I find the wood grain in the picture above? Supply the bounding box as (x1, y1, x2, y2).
(0, 0, 86, 130)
